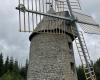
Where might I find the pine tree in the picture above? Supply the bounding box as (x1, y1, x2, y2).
(13, 59, 19, 73)
(94, 58, 100, 80)
(4, 56, 9, 73)
(25, 59, 28, 80)
(25, 59, 28, 73)
(20, 59, 28, 80)
(0, 53, 4, 77)
(9, 57, 14, 72)
(77, 66, 86, 80)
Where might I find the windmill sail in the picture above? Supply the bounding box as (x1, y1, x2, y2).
(73, 11, 100, 34)
(16, 0, 82, 32)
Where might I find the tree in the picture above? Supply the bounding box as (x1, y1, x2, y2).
(77, 66, 86, 80)
(25, 59, 28, 74)
(1, 71, 24, 80)
(20, 59, 28, 80)
(94, 59, 100, 80)
(13, 60, 19, 73)
(9, 57, 14, 72)
(0, 53, 4, 77)
(4, 56, 9, 73)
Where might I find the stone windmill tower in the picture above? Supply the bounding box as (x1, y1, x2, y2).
(28, 8, 78, 80)
(16, 0, 100, 80)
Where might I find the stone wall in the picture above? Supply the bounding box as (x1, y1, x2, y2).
(27, 33, 78, 80)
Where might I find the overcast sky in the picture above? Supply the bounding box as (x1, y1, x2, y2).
(0, 0, 100, 66)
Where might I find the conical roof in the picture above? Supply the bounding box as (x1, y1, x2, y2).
(34, 7, 69, 33)
(29, 9, 77, 41)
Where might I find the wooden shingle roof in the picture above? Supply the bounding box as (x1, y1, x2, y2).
(34, 7, 70, 33)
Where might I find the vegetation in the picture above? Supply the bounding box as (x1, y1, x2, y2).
(77, 66, 86, 80)
(0, 53, 28, 80)
(76, 59, 100, 80)
(0, 53, 100, 80)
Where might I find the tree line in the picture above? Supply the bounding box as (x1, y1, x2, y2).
(77, 59, 100, 80)
(0, 53, 100, 80)
(0, 53, 28, 80)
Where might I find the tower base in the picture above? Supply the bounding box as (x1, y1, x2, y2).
(27, 33, 78, 80)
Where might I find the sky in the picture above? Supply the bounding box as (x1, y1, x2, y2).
(0, 0, 100, 66)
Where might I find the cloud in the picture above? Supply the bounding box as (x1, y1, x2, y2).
(85, 34, 100, 61)
(80, 0, 100, 23)
(0, 0, 30, 65)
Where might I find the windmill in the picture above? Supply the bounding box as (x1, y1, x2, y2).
(16, 0, 100, 80)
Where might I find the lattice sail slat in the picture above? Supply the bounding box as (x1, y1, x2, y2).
(17, 0, 81, 32)
(73, 11, 100, 34)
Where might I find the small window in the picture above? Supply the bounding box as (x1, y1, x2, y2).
(70, 62, 75, 73)
(68, 42, 73, 54)
(68, 42, 72, 49)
